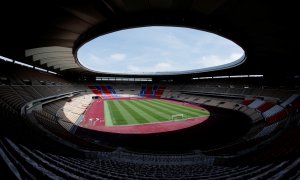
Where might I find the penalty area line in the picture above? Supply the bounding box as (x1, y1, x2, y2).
(110, 115, 209, 127)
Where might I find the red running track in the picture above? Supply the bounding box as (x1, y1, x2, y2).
(79, 98, 209, 134)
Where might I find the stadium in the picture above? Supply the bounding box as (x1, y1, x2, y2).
(0, 0, 299, 179)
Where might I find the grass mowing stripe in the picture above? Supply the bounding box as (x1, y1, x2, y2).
(153, 99, 205, 113)
(143, 100, 202, 118)
(123, 101, 159, 123)
(143, 100, 201, 120)
(149, 100, 201, 116)
(113, 100, 140, 125)
(118, 100, 151, 124)
(151, 100, 209, 116)
(133, 100, 173, 121)
(104, 101, 113, 126)
(150, 101, 204, 117)
(140, 100, 197, 119)
(151, 100, 210, 117)
(153, 99, 207, 114)
(133, 100, 172, 120)
(130, 100, 169, 122)
(106, 101, 127, 125)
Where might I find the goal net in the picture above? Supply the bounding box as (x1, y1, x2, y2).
(171, 114, 184, 121)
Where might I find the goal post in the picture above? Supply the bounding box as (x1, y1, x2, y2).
(171, 114, 184, 121)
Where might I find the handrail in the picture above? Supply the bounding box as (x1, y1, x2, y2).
(21, 90, 86, 116)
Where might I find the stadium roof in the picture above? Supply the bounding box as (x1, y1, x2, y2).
(0, 0, 298, 78)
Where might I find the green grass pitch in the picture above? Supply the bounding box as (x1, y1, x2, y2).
(104, 99, 210, 126)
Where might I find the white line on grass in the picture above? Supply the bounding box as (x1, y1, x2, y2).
(109, 115, 209, 127)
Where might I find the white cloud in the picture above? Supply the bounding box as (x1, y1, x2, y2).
(89, 53, 100, 62)
(196, 52, 243, 68)
(229, 52, 243, 60)
(162, 35, 187, 49)
(196, 55, 231, 68)
(155, 62, 172, 71)
(161, 51, 171, 56)
(127, 62, 174, 72)
(127, 65, 140, 72)
(110, 53, 126, 61)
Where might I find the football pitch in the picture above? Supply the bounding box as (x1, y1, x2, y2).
(104, 99, 210, 126)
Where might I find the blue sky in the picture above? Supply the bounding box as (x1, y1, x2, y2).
(77, 26, 244, 73)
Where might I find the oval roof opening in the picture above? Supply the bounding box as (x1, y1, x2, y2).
(77, 26, 245, 75)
